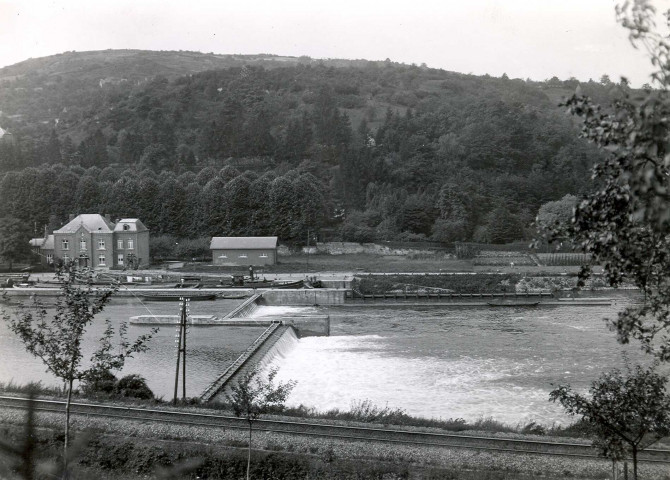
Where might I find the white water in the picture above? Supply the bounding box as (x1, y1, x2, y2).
(269, 334, 567, 425)
(262, 296, 647, 426)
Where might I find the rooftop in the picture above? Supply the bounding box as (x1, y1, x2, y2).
(210, 236, 278, 250)
(113, 218, 148, 232)
(54, 214, 115, 234)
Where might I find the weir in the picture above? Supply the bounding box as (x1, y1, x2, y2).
(200, 323, 299, 402)
(223, 293, 262, 318)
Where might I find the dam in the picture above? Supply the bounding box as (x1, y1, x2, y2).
(0, 283, 638, 424)
(126, 290, 331, 402)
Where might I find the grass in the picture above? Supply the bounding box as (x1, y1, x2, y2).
(280, 400, 594, 438)
(0, 380, 592, 439)
(0, 380, 65, 397)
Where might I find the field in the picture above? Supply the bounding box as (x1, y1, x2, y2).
(181, 252, 590, 276)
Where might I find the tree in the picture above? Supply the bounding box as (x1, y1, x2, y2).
(535, 194, 578, 231)
(2, 264, 157, 470)
(0, 216, 32, 271)
(227, 367, 295, 480)
(543, 1, 670, 360)
(550, 363, 670, 480)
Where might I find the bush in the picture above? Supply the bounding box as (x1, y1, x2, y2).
(115, 374, 154, 399)
(81, 370, 117, 395)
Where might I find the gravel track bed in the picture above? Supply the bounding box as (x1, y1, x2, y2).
(2, 408, 669, 479)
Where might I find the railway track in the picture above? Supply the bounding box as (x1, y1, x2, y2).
(2, 395, 670, 463)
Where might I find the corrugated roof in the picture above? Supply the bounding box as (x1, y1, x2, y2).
(114, 218, 148, 232)
(54, 214, 115, 233)
(210, 236, 278, 250)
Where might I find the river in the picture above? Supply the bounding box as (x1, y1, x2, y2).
(0, 292, 649, 425)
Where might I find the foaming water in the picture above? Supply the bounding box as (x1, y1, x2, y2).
(268, 295, 646, 426)
(269, 335, 568, 425)
(255, 326, 300, 373)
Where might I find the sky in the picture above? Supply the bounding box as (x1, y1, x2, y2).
(0, 0, 668, 86)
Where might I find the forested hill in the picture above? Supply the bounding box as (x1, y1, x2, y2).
(0, 50, 620, 244)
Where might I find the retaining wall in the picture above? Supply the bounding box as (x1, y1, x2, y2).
(260, 289, 345, 305)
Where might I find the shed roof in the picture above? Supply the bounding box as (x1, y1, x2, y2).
(113, 219, 148, 232)
(54, 214, 115, 234)
(210, 236, 278, 250)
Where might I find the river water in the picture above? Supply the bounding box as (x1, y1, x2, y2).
(0, 292, 649, 425)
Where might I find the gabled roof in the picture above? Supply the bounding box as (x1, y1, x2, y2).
(210, 236, 278, 250)
(114, 218, 148, 232)
(54, 214, 115, 234)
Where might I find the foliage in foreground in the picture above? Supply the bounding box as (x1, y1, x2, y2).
(541, 0, 670, 360)
(1, 263, 157, 469)
(550, 363, 670, 480)
(227, 367, 296, 480)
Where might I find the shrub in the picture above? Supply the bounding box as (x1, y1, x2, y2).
(115, 374, 154, 399)
(81, 369, 117, 395)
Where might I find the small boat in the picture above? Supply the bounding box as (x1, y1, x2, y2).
(487, 300, 540, 307)
(138, 292, 218, 301)
(218, 293, 249, 300)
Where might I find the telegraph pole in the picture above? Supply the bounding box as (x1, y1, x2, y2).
(173, 297, 190, 404)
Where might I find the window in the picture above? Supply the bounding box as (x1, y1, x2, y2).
(98, 239, 105, 250)
(239, 253, 248, 258)
(118, 254, 124, 266)
(46, 254, 53, 264)
(62, 239, 69, 250)
(117, 239, 124, 249)
(79, 239, 86, 250)
(127, 239, 134, 250)
(98, 254, 106, 266)
(218, 254, 228, 259)
(123, 224, 130, 231)
(62, 254, 70, 263)
(259, 253, 268, 258)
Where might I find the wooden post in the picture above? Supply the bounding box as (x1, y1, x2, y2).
(173, 298, 189, 404)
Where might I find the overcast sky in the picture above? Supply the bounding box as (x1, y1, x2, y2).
(0, 0, 668, 86)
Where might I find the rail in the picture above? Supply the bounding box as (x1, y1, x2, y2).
(1, 396, 669, 463)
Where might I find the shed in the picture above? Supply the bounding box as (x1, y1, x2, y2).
(210, 236, 278, 266)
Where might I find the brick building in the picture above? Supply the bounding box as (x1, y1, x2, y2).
(210, 236, 278, 266)
(30, 214, 149, 269)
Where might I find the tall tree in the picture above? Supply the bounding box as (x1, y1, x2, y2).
(544, 0, 670, 360)
(0, 216, 32, 271)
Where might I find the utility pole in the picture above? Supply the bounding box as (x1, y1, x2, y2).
(173, 297, 190, 404)
(306, 228, 310, 266)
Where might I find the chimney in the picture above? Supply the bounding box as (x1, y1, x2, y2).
(69, 214, 75, 222)
(104, 214, 111, 222)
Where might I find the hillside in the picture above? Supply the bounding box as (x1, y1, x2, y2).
(0, 50, 621, 245)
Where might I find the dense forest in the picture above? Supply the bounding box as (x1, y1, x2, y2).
(0, 50, 623, 244)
